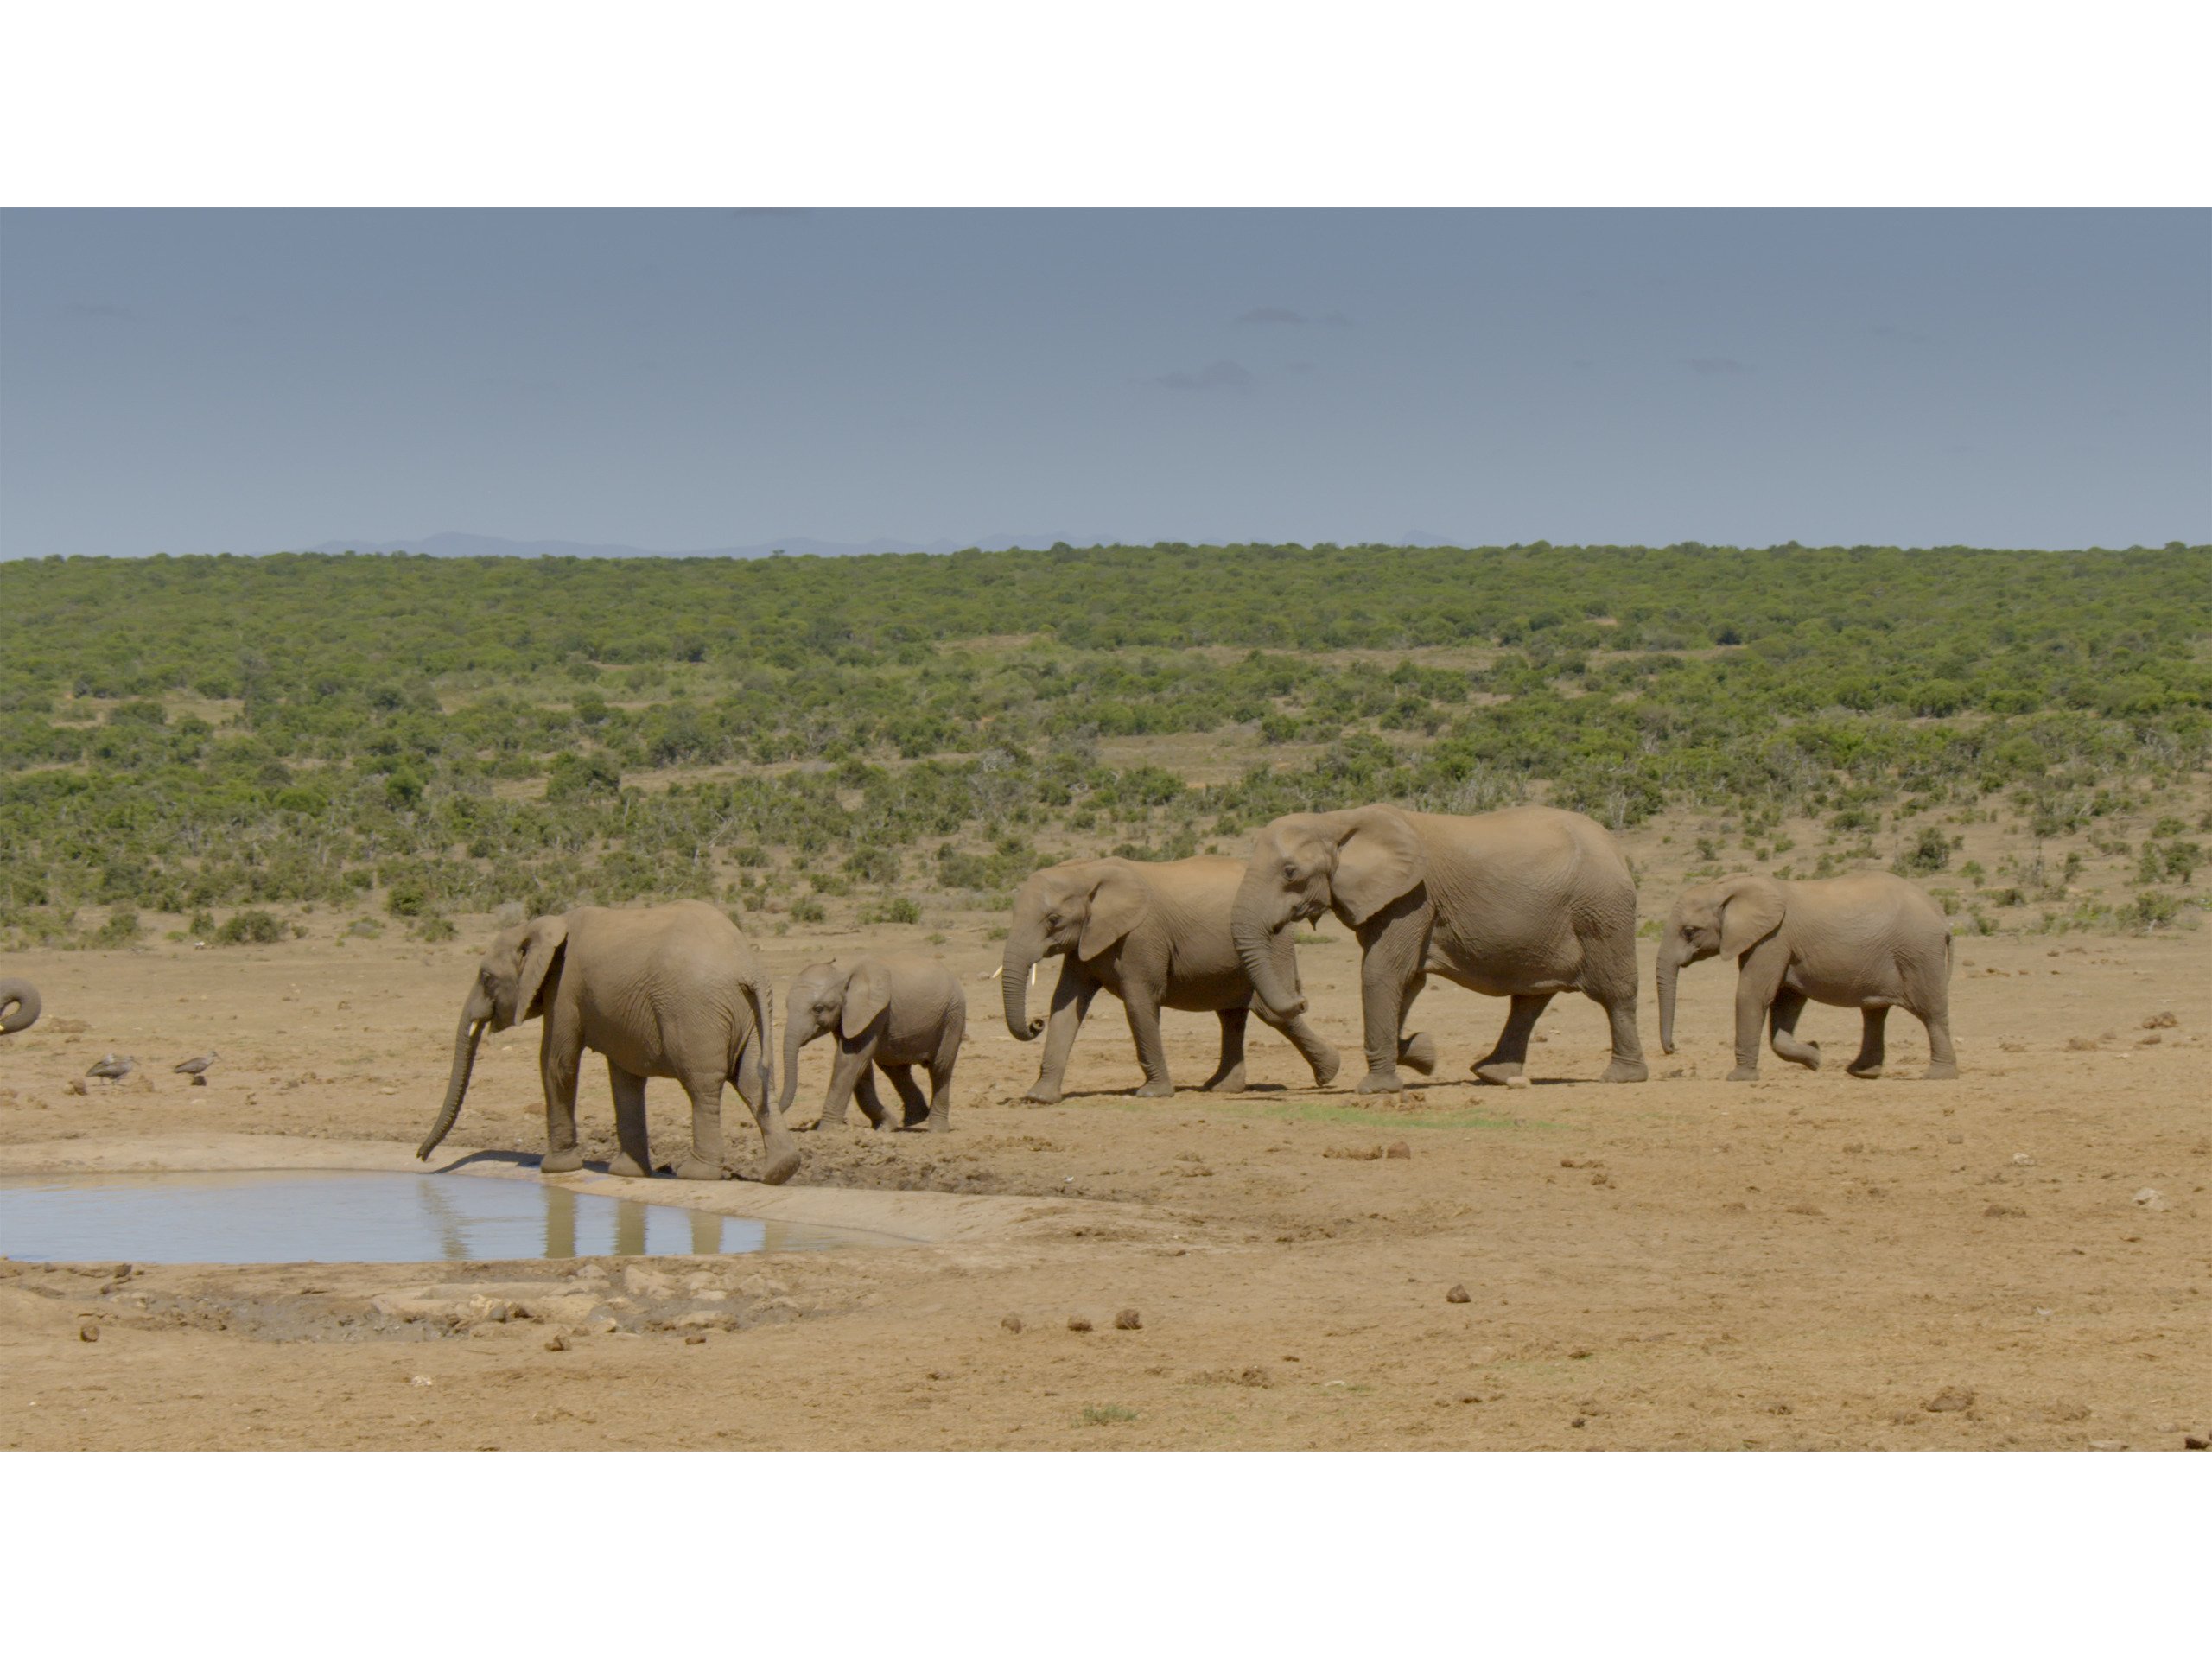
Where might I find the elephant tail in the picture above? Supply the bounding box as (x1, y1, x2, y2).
(738, 969, 775, 1104)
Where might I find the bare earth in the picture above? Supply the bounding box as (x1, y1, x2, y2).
(1, 919, 2204, 1451)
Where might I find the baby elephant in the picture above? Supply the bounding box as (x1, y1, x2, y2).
(780, 956, 967, 1133)
(1657, 871, 1957, 1081)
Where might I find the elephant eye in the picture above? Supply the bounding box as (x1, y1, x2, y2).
(1282, 861, 1299, 881)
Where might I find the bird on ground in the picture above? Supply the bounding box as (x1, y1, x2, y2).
(86, 1054, 137, 1083)
(174, 1051, 219, 1084)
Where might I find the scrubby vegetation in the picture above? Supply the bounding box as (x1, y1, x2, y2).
(3, 542, 2207, 946)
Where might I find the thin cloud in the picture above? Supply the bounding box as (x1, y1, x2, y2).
(60, 302, 132, 321)
(1688, 356, 1753, 375)
(1146, 359, 1255, 393)
(1236, 306, 1306, 325)
(1318, 310, 1354, 327)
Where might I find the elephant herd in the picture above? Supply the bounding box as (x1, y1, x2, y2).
(406, 804, 1960, 1186)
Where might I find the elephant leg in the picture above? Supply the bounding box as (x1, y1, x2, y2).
(922, 1050, 956, 1134)
(734, 1036, 799, 1185)
(816, 1043, 874, 1128)
(538, 1028, 585, 1173)
(1200, 1008, 1249, 1092)
(1397, 974, 1436, 1076)
(1583, 922, 1649, 1082)
(1027, 968, 1099, 1104)
(1728, 941, 1791, 1081)
(1354, 903, 1429, 1094)
(671, 1071, 728, 1181)
(1768, 988, 1821, 1071)
(607, 1063, 653, 1178)
(852, 1064, 894, 1131)
(1473, 993, 1552, 1084)
(1919, 1001, 1959, 1080)
(1122, 987, 1174, 1097)
(1847, 1007, 1890, 1079)
(1252, 999, 1342, 1088)
(881, 1062, 930, 1128)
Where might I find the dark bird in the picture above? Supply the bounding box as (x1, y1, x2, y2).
(173, 1051, 219, 1084)
(86, 1054, 137, 1083)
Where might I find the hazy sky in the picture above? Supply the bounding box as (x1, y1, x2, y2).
(2, 209, 2205, 557)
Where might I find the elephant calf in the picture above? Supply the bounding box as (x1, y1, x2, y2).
(1003, 855, 1340, 1102)
(1658, 871, 1957, 1081)
(780, 955, 967, 1133)
(416, 900, 799, 1184)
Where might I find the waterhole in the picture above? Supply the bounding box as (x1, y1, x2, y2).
(0, 1169, 886, 1264)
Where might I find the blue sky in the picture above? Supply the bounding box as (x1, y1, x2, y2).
(1, 208, 2204, 557)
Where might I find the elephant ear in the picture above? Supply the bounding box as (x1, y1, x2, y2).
(1715, 875, 1787, 960)
(1328, 806, 1427, 925)
(515, 914, 569, 1021)
(840, 959, 893, 1039)
(1078, 865, 1152, 960)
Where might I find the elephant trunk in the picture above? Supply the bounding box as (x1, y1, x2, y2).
(1231, 873, 1305, 1020)
(1657, 946, 1682, 1056)
(0, 977, 39, 1035)
(417, 998, 489, 1160)
(778, 1012, 814, 1116)
(1001, 926, 1046, 1039)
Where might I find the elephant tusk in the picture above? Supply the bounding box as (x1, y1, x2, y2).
(988, 964, 1004, 980)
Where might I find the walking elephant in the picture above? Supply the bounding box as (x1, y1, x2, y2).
(415, 900, 799, 1184)
(779, 955, 967, 1133)
(1231, 804, 1647, 1094)
(0, 977, 39, 1035)
(1003, 855, 1341, 1102)
(1657, 871, 1957, 1081)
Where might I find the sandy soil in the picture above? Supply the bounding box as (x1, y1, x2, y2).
(1, 915, 2205, 1451)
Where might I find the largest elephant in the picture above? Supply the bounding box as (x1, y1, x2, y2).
(1231, 804, 1648, 1094)
(416, 900, 799, 1185)
(0, 976, 39, 1035)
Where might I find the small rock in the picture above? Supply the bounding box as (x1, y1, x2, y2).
(1570, 1416, 1586, 1428)
(1001, 1314, 1023, 1334)
(2012, 1153, 2034, 1166)
(110, 1263, 133, 1281)
(1068, 1316, 1092, 1332)
(1384, 1141, 1410, 1160)
(2183, 1434, 2209, 1451)
(410, 1375, 435, 1388)
(1445, 1284, 1471, 1304)
(2131, 1187, 2167, 1210)
(2143, 1010, 2177, 1029)
(79, 1323, 99, 1343)
(1923, 1386, 1974, 1413)
(683, 1333, 707, 1345)
(1115, 1308, 1142, 1331)
(2088, 1440, 2128, 1452)
(543, 1335, 568, 1352)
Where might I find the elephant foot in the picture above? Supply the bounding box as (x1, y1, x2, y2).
(1355, 1067, 1405, 1096)
(1200, 1064, 1248, 1093)
(1777, 1045, 1821, 1072)
(1025, 1084, 1062, 1105)
(758, 1146, 801, 1186)
(1399, 1033, 1437, 1076)
(1472, 1060, 1523, 1085)
(1308, 1047, 1341, 1088)
(1726, 1065, 1761, 1083)
(608, 1152, 652, 1179)
(673, 1155, 723, 1182)
(1132, 1078, 1175, 1099)
(920, 1113, 950, 1133)
(540, 1147, 584, 1174)
(1845, 1062, 1885, 1080)
(1923, 1062, 1959, 1081)
(1599, 1058, 1648, 1084)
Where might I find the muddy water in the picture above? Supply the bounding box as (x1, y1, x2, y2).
(0, 1169, 878, 1263)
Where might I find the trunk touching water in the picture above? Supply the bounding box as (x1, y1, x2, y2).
(1657, 949, 1681, 1055)
(1230, 879, 1303, 1019)
(1002, 926, 1046, 1039)
(417, 1004, 487, 1160)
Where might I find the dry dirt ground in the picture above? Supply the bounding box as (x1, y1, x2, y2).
(1, 918, 2205, 1451)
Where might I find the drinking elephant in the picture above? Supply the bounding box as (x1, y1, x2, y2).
(0, 977, 38, 1035)
(1231, 804, 1647, 1094)
(779, 955, 967, 1133)
(1657, 871, 1958, 1080)
(416, 899, 799, 1184)
(1003, 855, 1341, 1102)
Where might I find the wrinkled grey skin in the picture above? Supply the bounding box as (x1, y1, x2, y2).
(1003, 855, 1339, 1102)
(1231, 804, 1647, 1095)
(0, 977, 39, 1035)
(1657, 871, 1957, 1081)
(416, 900, 798, 1184)
(779, 955, 967, 1133)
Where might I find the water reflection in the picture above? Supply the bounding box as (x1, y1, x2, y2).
(0, 1170, 872, 1265)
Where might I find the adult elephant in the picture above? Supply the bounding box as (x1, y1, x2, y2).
(1657, 871, 1957, 1080)
(415, 900, 798, 1184)
(1231, 804, 1647, 1094)
(1003, 855, 1341, 1102)
(0, 976, 39, 1035)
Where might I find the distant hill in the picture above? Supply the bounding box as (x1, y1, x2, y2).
(291, 531, 1084, 560)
